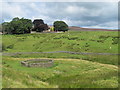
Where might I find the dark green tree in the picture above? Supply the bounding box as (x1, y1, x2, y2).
(2, 17, 32, 34)
(32, 19, 49, 32)
(53, 21, 69, 32)
(2, 22, 11, 34)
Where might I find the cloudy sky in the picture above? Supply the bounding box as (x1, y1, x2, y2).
(1, 1, 118, 29)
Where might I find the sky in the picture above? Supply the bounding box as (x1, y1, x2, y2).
(1, 0, 119, 29)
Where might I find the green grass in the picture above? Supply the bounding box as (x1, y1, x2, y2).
(2, 57, 118, 88)
(28, 60, 51, 64)
(2, 30, 119, 88)
(2, 31, 119, 65)
(2, 31, 119, 53)
(10, 52, 118, 65)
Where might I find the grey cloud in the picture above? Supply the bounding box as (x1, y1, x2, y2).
(1, 2, 118, 29)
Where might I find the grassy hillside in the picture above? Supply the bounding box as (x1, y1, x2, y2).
(2, 57, 118, 88)
(2, 31, 119, 65)
(2, 30, 119, 88)
(3, 31, 119, 53)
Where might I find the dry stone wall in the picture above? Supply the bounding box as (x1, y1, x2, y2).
(21, 59, 53, 67)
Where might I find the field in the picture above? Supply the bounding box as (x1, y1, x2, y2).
(2, 30, 119, 88)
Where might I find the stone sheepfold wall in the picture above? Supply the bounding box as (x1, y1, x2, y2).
(21, 59, 53, 67)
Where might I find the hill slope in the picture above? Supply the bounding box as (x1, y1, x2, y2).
(3, 57, 118, 88)
(2, 30, 119, 88)
(2, 31, 119, 65)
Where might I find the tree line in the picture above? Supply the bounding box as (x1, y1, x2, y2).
(2, 17, 69, 34)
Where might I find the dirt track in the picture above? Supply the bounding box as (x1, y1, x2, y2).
(2, 51, 120, 56)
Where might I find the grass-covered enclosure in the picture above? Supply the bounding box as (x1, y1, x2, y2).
(2, 30, 119, 88)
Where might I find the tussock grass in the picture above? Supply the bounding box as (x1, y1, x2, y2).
(2, 31, 119, 53)
(2, 31, 119, 88)
(2, 31, 119, 65)
(2, 57, 118, 88)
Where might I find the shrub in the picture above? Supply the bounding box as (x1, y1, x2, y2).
(2, 43, 6, 51)
(112, 37, 120, 44)
(7, 44, 14, 49)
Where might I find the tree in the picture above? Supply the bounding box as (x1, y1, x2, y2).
(53, 21, 69, 32)
(36, 24, 49, 32)
(2, 22, 11, 34)
(2, 17, 32, 34)
(32, 19, 49, 32)
(12, 17, 19, 21)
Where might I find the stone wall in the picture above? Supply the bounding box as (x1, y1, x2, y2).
(21, 59, 53, 67)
